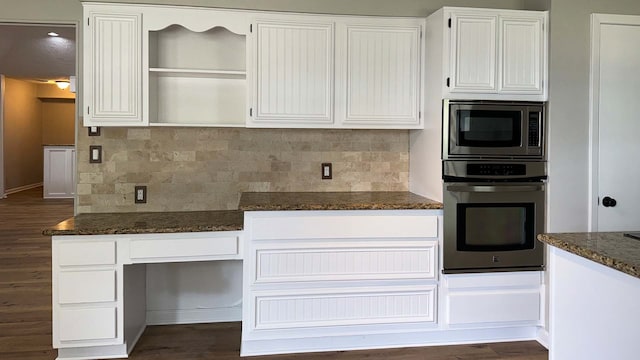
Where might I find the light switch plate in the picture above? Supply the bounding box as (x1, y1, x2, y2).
(134, 186, 147, 204)
(89, 145, 102, 163)
(322, 163, 332, 180)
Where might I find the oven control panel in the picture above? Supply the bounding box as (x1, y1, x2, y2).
(466, 163, 527, 176)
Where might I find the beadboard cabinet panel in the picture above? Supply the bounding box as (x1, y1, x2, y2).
(242, 210, 442, 356)
(499, 16, 544, 94)
(341, 24, 421, 127)
(435, 7, 548, 101)
(251, 20, 334, 126)
(450, 14, 497, 93)
(254, 241, 437, 283)
(84, 6, 144, 126)
(252, 286, 436, 330)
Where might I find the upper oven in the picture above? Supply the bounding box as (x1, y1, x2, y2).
(443, 100, 545, 160)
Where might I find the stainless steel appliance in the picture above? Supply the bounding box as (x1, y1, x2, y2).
(442, 160, 545, 273)
(443, 100, 545, 160)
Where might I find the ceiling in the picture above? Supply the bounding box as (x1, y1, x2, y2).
(0, 24, 76, 82)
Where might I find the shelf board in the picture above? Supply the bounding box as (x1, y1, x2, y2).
(149, 67, 246, 78)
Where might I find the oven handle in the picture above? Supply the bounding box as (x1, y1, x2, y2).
(445, 184, 545, 192)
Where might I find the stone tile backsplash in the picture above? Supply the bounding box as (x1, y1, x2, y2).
(76, 127, 409, 213)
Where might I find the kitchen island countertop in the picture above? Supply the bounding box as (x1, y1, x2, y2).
(538, 232, 640, 279)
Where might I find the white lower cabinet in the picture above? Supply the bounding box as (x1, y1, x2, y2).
(241, 210, 441, 356)
(442, 271, 542, 326)
(52, 239, 122, 349)
(52, 231, 243, 360)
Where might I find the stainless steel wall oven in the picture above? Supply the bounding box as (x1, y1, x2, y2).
(442, 100, 546, 274)
(442, 162, 545, 273)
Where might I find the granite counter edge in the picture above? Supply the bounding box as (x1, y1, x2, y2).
(537, 234, 640, 279)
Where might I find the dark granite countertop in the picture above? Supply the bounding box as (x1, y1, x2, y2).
(44, 192, 441, 236)
(43, 210, 244, 236)
(239, 191, 443, 211)
(538, 232, 640, 279)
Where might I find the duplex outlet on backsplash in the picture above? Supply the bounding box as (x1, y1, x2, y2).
(76, 124, 409, 213)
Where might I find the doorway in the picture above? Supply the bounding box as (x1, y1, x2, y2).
(589, 14, 640, 231)
(0, 23, 77, 198)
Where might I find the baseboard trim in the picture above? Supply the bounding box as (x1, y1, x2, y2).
(56, 343, 128, 360)
(5, 182, 42, 196)
(146, 306, 242, 326)
(241, 326, 540, 357)
(536, 328, 550, 349)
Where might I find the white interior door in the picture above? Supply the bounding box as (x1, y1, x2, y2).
(591, 14, 640, 231)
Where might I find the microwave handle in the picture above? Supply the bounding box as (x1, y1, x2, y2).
(446, 184, 544, 192)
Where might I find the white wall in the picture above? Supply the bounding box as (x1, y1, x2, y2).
(542, 0, 640, 232)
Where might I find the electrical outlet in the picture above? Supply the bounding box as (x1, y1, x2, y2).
(134, 186, 147, 204)
(322, 163, 332, 180)
(89, 145, 102, 163)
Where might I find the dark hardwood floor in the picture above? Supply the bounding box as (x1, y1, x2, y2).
(0, 188, 548, 360)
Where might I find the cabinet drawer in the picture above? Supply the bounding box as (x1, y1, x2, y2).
(129, 235, 238, 262)
(249, 212, 438, 240)
(58, 270, 116, 304)
(254, 241, 437, 283)
(58, 241, 116, 266)
(447, 290, 540, 324)
(252, 285, 436, 330)
(58, 307, 117, 342)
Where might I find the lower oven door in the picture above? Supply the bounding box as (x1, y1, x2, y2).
(443, 182, 545, 273)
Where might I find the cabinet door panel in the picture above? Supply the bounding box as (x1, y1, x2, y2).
(252, 285, 436, 330)
(447, 289, 540, 324)
(450, 14, 497, 92)
(254, 241, 437, 283)
(499, 17, 543, 93)
(85, 10, 143, 125)
(58, 270, 116, 304)
(343, 25, 420, 126)
(253, 21, 334, 125)
(58, 241, 116, 266)
(58, 307, 117, 342)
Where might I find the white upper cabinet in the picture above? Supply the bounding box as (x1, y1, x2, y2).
(499, 15, 544, 94)
(249, 15, 424, 129)
(83, 4, 144, 126)
(449, 14, 497, 92)
(249, 17, 335, 127)
(82, 3, 424, 129)
(338, 19, 423, 128)
(441, 7, 548, 101)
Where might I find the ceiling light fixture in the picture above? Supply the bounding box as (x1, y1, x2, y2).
(48, 32, 60, 37)
(55, 80, 70, 90)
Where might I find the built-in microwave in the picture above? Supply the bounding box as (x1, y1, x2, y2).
(443, 100, 545, 160)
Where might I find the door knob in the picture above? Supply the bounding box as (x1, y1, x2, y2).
(602, 196, 617, 207)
